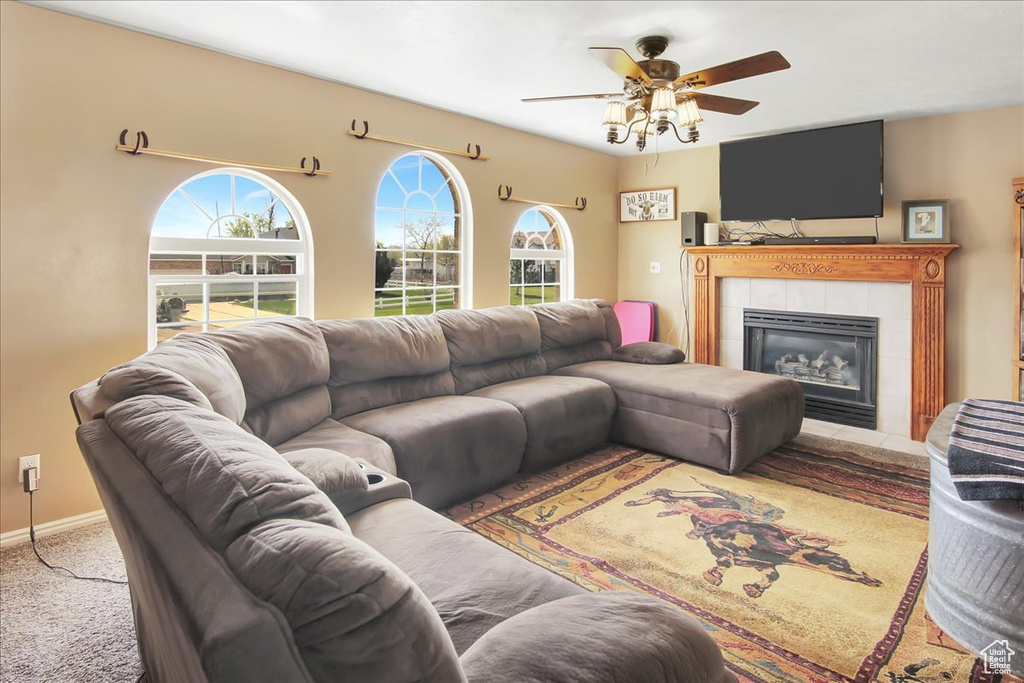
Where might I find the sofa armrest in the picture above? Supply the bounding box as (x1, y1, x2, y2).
(282, 448, 412, 516)
(459, 592, 736, 683)
(612, 341, 686, 365)
(340, 461, 413, 516)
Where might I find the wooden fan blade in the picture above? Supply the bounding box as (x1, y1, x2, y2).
(521, 93, 624, 103)
(674, 51, 790, 90)
(683, 92, 760, 115)
(589, 47, 653, 85)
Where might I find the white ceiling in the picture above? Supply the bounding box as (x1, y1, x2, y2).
(29, 0, 1024, 156)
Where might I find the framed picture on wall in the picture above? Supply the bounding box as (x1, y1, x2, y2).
(901, 200, 951, 243)
(619, 187, 677, 223)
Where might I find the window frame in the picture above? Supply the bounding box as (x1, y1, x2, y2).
(508, 205, 574, 306)
(373, 151, 473, 316)
(148, 168, 314, 348)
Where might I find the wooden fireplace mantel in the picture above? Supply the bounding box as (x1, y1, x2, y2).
(688, 243, 959, 440)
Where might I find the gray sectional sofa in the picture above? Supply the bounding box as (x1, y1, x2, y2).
(72, 298, 803, 682)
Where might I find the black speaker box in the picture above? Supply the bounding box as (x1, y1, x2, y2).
(681, 211, 708, 247)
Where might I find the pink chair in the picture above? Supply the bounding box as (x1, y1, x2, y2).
(613, 300, 657, 345)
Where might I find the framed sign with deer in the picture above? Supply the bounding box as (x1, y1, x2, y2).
(620, 187, 677, 223)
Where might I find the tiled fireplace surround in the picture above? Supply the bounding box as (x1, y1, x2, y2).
(687, 244, 959, 453)
(718, 277, 911, 439)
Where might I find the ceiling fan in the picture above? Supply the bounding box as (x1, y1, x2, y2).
(523, 36, 790, 151)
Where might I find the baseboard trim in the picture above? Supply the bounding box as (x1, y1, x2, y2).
(0, 509, 108, 548)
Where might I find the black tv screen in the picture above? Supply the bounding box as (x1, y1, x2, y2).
(719, 120, 883, 221)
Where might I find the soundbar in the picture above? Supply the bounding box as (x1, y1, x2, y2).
(763, 236, 877, 245)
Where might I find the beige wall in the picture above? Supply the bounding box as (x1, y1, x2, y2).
(0, 3, 619, 532)
(618, 106, 1024, 404)
(3, 3, 1021, 534)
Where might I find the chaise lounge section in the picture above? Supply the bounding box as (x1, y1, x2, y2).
(532, 299, 806, 474)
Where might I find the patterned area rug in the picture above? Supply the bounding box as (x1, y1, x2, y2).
(445, 438, 1021, 683)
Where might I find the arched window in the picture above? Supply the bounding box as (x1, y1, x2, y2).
(148, 168, 313, 347)
(509, 207, 574, 306)
(374, 151, 471, 316)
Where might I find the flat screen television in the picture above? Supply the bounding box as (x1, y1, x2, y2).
(719, 120, 883, 222)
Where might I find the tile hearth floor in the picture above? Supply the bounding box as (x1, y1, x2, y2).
(800, 418, 927, 457)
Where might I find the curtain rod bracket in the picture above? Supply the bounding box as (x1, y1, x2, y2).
(300, 156, 321, 177)
(350, 119, 369, 139)
(497, 184, 586, 211)
(119, 129, 149, 155)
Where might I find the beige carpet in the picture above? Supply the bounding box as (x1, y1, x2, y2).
(0, 522, 141, 682)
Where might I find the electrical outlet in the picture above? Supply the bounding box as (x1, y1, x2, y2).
(18, 454, 40, 483)
(649, 261, 661, 274)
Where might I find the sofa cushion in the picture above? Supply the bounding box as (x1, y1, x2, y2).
(100, 364, 212, 411)
(76, 420, 313, 683)
(204, 318, 332, 444)
(282, 448, 369, 500)
(435, 307, 545, 394)
(276, 418, 397, 475)
(327, 373, 455, 420)
(436, 307, 541, 366)
(319, 315, 451, 384)
(555, 361, 804, 473)
(318, 316, 455, 418)
(101, 334, 246, 423)
(347, 498, 583, 655)
(225, 518, 464, 683)
(208, 317, 330, 410)
(612, 341, 686, 365)
(342, 396, 527, 509)
(445, 355, 546, 397)
(459, 592, 736, 683)
(592, 298, 623, 349)
(104, 395, 349, 550)
(530, 300, 613, 372)
(242, 385, 333, 447)
(468, 375, 615, 472)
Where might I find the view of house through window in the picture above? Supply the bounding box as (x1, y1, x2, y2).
(509, 207, 573, 306)
(148, 169, 312, 346)
(374, 152, 469, 316)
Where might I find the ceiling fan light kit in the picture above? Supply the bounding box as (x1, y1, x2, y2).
(527, 35, 790, 153)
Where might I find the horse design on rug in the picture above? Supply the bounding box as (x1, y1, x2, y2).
(625, 478, 883, 598)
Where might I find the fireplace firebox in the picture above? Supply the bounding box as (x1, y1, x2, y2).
(743, 309, 877, 429)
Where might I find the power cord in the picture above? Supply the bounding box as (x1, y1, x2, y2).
(678, 248, 691, 360)
(723, 220, 810, 242)
(723, 221, 792, 241)
(28, 490, 128, 586)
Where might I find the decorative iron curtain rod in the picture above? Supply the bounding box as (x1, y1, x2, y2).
(497, 185, 587, 211)
(115, 129, 333, 176)
(348, 120, 489, 161)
